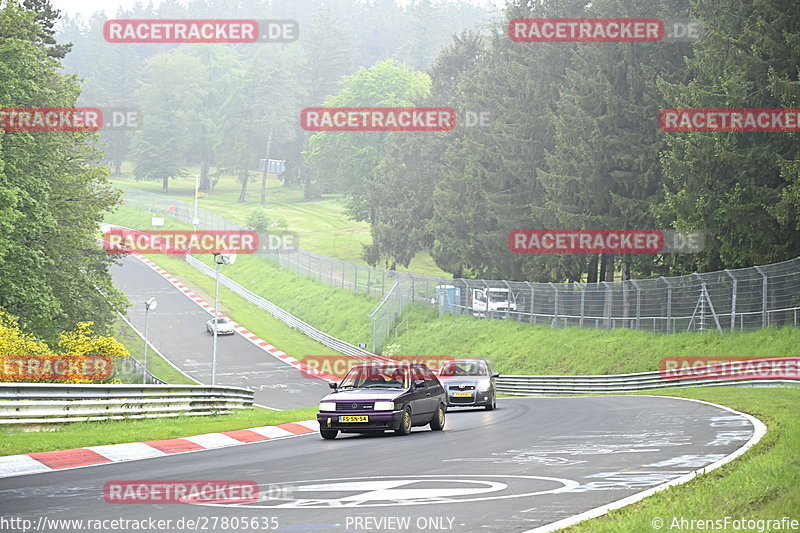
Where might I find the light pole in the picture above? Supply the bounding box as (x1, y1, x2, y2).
(211, 251, 236, 385)
(143, 297, 157, 383)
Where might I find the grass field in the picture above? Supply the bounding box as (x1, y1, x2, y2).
(109, 164, 450, 277)
(0, 407, 317, 457)
(567, 386, 800, 532)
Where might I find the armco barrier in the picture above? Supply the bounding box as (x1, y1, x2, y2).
(0, 383, 253, 424)
(496, 357, 800, 395)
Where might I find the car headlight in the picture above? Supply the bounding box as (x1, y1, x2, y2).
(319, 402, 336, 411)
(477, 382, 492, 392)
(373, 401, 395, 411)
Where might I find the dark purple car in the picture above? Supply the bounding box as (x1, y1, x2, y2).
(316, 362, 447, 439)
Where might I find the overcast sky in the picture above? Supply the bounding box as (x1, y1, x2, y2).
(51, 0, 504, 19)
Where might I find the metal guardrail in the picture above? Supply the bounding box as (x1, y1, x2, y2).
(0, 383, 254, 424)
(496, 358, 800, 395)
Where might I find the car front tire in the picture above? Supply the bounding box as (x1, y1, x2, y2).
(395, 407, 412, 436)
(430, 404, 445, 431)
(320, 429, 338, 440)
(485, 396, 496, 410)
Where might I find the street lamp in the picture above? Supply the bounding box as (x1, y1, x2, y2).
(211, 251, 236, 385)
(143, 297, 158, 383)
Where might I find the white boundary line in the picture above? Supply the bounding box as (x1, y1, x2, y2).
(523, 395, 768, 533)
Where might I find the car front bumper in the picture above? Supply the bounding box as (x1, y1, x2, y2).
(447, 391, 493, 406)
(317, 410, 404, 431)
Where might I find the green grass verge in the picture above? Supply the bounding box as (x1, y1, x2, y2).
(388, 307, 800, 375)
(0, 407, 317, 457)
(565, 386, 800, 532)
(110, 166, 450, 277)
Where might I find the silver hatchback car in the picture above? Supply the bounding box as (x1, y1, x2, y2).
(437, 359, 499, 410)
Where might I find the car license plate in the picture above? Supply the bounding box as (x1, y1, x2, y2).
(453, 392, 473, 397)
(339, 415, 368, 423)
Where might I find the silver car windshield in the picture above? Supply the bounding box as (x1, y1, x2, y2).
(338, 365, 409, 389)
(439, 361, 488, 377)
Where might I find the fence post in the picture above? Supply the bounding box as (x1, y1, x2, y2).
(630, 279, 641, 329)
(725, 270, 737, 331)
(526, 282, 534, 324)
(579, 282, 585, 327)
(602, 281, 613, 329)
(548, 282, 559, 328)
(660, 276, 672, 334)
(754, 265, 768, 327)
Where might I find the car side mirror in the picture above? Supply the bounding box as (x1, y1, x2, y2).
(414, 379, 426, 389)
(329, 381, 338, 389)
(491, 373, 500, 378)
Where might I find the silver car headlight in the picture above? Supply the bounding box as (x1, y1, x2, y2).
(319, 402, 336, 411)
(373, 401, 395, 411)
(477, 382, 492, 392)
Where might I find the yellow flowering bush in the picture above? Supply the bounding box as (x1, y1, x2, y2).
(0, 310, 131, 384)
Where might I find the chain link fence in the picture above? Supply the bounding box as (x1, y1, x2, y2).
(118, 186, 800, 352)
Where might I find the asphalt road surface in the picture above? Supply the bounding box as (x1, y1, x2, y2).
(109, 255, 330, 410)
(0, 396, 756, 533)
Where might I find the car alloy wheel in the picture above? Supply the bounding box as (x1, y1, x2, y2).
(396, 407, 412, 436)
(430, 404, 445, 431)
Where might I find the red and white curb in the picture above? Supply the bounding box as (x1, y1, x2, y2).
(132, 253, 342, 382)
(0, 419, 319, 479)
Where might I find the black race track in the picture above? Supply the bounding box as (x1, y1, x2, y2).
(109, 254, 330, 410)
(0, 395, 756, 532)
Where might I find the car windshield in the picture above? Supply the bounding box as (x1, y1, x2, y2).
(439, 361, 488, 377)
(213, 318, 230, 324)
(338, 364, 409, 389)
(487, 290, 509, 302)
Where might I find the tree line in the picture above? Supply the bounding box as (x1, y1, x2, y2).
(0, 0, 125, 341)
(309, 0, 800, 281)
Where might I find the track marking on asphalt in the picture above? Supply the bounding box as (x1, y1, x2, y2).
(522, 395, 765, 533)
(184, 474, 580, 509)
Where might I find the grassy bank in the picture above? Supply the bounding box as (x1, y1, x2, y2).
(567, 386, 800, 532)
(110, 168, 449, 277)
(388, 307, 800, 375)
(0, 407, 317, 457)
